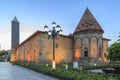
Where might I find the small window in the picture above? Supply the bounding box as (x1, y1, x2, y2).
(56, 43, 58, 48)
(84, 47, 88, 57)
(104, 53, 106, 57)
(99, 47, 101, 57)
(34, 50, 36, 53)
(27, 51, 29, 54)
(39, 52, 42, 56)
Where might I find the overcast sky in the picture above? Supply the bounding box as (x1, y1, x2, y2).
(0, 0, 120, 50)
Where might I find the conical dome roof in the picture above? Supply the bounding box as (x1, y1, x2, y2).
(74, 8, 104, 34)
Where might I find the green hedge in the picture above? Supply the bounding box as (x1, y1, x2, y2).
(14, 61, 120, 80)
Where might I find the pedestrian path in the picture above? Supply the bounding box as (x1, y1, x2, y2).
(0, 62, 56, 80)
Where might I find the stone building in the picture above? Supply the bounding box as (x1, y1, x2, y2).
(73, 8, 110, 64)
(15, 31, 73, 64)
(11, 8, 110, 65)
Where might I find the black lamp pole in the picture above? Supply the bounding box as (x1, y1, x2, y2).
(44, 22, 62, 70)
(53, 36, 55, 63)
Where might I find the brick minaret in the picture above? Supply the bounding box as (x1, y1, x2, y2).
(11, 16, 19, 49)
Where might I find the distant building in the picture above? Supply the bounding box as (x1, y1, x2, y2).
(11, 8, 110, 65)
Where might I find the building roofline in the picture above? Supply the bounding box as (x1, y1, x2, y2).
(73, 29, 104, 35)
(16, 30, 42, 48)
(74, 8, 104, 34)
(16, 30, 73, 49)
(103, 38, 111, 41)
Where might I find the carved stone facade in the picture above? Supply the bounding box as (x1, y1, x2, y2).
(74, 31, 107, 63)
(73, 8, 110, 64)
(11, 8, 110, 65)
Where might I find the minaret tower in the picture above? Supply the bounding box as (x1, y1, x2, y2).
(11, 16, 19, 49)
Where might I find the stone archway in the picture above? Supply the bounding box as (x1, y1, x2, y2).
(82, 37, 89, 57)
(74, 38, 81, 60)
(90, 37, 98, 57)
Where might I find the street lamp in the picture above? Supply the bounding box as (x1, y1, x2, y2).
(44, 22, 63, 70)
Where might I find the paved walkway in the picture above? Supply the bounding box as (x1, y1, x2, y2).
(0, 62, 56, 80)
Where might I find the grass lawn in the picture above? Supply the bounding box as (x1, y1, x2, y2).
(14, 61, 120, 80)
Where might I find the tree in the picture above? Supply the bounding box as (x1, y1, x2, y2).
(117, 32, 120, 42)
(107, 42, 120, 61)
(0, 50, 8, 56)
(0, 50, 9, 62)
(107, 33, 120, 62)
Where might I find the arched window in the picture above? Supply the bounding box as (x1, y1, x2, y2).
(84, 47, 88, 57)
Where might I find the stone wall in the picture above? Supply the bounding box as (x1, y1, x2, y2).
(16, 31, 74, 64)
(39, 33, 74, 64)
(16, 33, 40, 64)
(103, 39, 109, 62)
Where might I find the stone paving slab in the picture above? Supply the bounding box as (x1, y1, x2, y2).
(0, 62, 57, 80)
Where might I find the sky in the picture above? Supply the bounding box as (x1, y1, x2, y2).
(0, 0, 120, 50)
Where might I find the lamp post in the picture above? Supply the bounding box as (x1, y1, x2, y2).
(44, 22, 63, 70)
